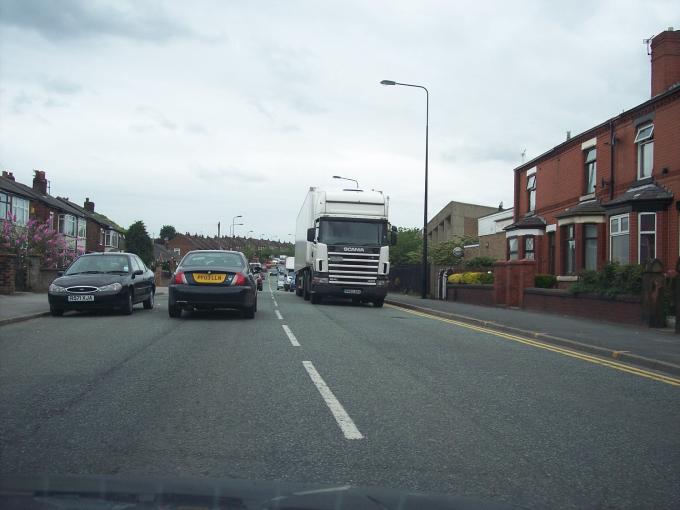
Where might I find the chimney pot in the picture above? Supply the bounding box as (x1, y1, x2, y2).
(32, 170, 48, 195)
(651, 28, 680, 96)
(84, 198, 95, 212)
(1, 171, 15, 181)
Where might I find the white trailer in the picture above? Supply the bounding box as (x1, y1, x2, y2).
(294, 187, 395, 306)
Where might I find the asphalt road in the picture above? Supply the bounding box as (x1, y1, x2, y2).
(1, 279, 679, 509)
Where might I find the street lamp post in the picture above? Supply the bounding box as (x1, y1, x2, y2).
(231, 215, 243, 238)
(332, 175, 359, 189)
(380, 79, 429, 299)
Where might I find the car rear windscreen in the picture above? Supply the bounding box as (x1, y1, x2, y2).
(182, 252, 244, 268)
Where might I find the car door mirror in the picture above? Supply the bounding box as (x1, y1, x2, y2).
(57, 271, 64, 277)
(307, 228, 315, 242)
(133, 269, 144, 276)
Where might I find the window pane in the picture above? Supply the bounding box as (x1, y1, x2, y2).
(620, 216, 629, 232)
(585, 238, 597, 270)
(529, 190, 536, 211)
(526, 175, 536, 189)
(642, 141, 653, 177)
(634, 124, 654, 143)
(585, 148, 596, 163)
(640, 213, 655, 232)
(525, 237, 534, 251)
(640, 233, 655, 263)
(586, 162, 596, 193)
(610, 217, 619, 234)
(566, 240, 576, 274)
(611, 234, 629, 264)
(584, 224, 597, 238)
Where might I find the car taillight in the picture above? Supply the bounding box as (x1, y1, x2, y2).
(173, 271, 187, 284)
(232, 272, 247, 286)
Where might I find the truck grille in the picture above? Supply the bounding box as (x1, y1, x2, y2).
(327, 251, 379, 286)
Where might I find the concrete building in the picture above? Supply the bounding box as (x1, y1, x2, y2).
(426, 201, 498, 246)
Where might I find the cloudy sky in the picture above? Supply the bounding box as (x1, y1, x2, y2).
(0, 0, 676, 240)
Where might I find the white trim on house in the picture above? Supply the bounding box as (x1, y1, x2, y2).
(505, 228, 545, 238)
(581, 137, 597, 150)
(557, 214, 606, 226)
(526, 166, 537, 176)
(546, 224, 557, 233)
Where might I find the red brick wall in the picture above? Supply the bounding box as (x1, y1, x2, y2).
(446, 284, 495, 306)
(494, 260, 537, 307)
(523, 289, 642, 325)
(0, 253, 16, 294)
(165, 235, 197, 259)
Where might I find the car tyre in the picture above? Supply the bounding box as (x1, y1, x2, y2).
(243, 305, 255, 319)
(50, 306, 64, 317)
(123, 290, 134, 315)
(168, 304, 181, 318)
(143, 289, 155, 309)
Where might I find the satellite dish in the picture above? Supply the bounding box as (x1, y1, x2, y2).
(452, 246, 464, 258)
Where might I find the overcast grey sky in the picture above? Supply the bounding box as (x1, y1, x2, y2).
(0, 0, 676, 240)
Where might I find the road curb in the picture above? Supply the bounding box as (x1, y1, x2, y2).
(0, 311, 51, 327)
(385, 299, 680, 377)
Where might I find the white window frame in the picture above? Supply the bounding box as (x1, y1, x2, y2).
(609, 213, 630, 263)
(0, 192, 8, 221)
(584, 147, 596, 194)
(508, 237, 518, 260)
(638, 212, 657, 264)
(526, 174, 536, 212)
(77, 217, 86, 239)
(58, 214, 77, 237)
(524, 236, 535, 260)
(635, 123, 654, 180)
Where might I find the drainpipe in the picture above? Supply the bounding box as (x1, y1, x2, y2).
(609, 119, 615, 201)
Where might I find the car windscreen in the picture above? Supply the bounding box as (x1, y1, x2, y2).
(181, 252, 244, 269)
(318, 220, 387, 246)
(65, 255, 130, 275)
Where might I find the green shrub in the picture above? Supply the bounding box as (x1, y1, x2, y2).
(464, 256, 496, 270)
(448, 272, 494, 285)
(569, 263, 643, 297)
(534, 274, 557, 289)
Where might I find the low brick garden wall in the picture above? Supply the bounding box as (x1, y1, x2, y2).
(523, 288, 642, 324)
(446, 284, 495, 306)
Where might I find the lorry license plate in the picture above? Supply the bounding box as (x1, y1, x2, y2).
(68, 295, 94, 302)
(343, 289, 362, 295)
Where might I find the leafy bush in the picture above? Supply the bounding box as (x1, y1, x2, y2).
(464, 256, 496, 270)
(569, 263, 643, 297)
(534, 274, 557, 288)
(447, 271, 494, 285)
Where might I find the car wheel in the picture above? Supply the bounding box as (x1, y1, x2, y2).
(143, 289, 155, 309)
(123, 290, 134, 315)
(50, 306, 64, 317)
(311, 293, 321, 305)
(243, 305, 255, 319)
(168, 304, 181, 318)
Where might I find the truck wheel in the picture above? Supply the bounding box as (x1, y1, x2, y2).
(295, 281, 303, 297)
(311, 293, 321, 305)
(373, 298, 384, 308)
(303, 274, 311, 301)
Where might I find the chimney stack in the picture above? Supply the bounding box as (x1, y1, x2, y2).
(651, 28, 680, 97)
(32, 170, 48, 195)
(84, 197, 95, 212)
(1, 171, 15, 181)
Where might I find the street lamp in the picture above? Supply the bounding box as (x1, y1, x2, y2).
(381, 78, 429, 299)
(231, 215, 243, 237)
(333, 175, 359, 189)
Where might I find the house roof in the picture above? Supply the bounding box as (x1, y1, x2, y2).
(56, 197, 126, 232)
(604, 182, 673, 207)
(554, 199, 606, 219)
(0, 176, 41, 201)
(504, 214, 547, 231)
(513, 85, 680, 174)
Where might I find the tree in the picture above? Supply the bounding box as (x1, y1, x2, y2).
(126, 221, 153, 266)
(389, 227, 422, 266)
(159, 225, 177, 241)
(429, 235, 478, 267)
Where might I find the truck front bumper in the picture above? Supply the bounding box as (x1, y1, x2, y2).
(312, 283, 387, 300)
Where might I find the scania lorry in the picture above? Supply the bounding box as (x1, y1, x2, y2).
(294, 187, 396, 306)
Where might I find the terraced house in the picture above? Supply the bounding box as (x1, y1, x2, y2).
(505, 28, 680, 282)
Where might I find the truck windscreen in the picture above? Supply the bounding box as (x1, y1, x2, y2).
(319, 220, 387, 246)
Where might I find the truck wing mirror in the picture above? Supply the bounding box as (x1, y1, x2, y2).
(390, 229, 398, 246)
(307, 228, 315, 242)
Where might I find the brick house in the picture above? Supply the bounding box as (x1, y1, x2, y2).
(505, 29, 680, 283)
(57, 197, 126, 253)
(166, 233, 289, 260)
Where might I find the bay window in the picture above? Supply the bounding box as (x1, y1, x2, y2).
(58, 214, 76, 237)
(524, 236, 535, 260)
(563, 225, 576, 275)
(508, 237, 518, 260)
(584, 224, 598, 271)
(609, 214, 630, 264)
(638, 212, 656, 264)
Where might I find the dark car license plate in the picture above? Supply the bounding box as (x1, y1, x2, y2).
(343, 289, 362, 295)
(68, 295, 95, 302)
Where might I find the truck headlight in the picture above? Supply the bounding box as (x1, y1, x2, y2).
(376, 279, 388, 287)
(98, 282, 123, 292)
(312, 277, 329, 284)
(49, 284, 67, 294)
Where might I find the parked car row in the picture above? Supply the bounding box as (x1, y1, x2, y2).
(47, 250, 261, 319)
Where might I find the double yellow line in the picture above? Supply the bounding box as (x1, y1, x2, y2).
(386, 304, 680, 387)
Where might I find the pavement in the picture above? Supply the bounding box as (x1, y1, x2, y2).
(386, 292, 680, 376)
(0, 287, 168, 326)
(1, 281, 679, 510)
